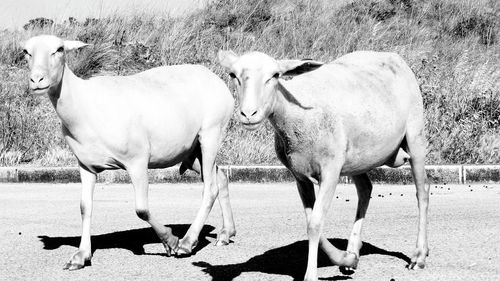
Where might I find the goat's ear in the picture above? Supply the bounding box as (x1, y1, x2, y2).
(278, 59, 324, 76)
(218, 50, 239, 71)
(63, 40, 91, 51)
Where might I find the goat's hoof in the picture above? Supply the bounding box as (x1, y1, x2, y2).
(339, 266, 355, 275)
(161, 235, 179, 257)
(408, 259, 426, 270)
(175, 238, 198, 257)
(215, 229, 236, 246)
(215, 239, 229, 246)
(63, 251, 91, 270)
(408, 247, 429, 269)
(338, 251, 358, 275)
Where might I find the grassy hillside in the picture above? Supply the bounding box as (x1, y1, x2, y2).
(0, 0, 499, 166)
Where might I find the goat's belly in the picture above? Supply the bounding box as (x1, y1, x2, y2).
(147, 143, 195, 169)
(341, 144, 401, 175)
(147, 130, 199, 168)
(67, 130, 198, 172)
(341, 119, 407, 175)
(341, 160, 385, 176)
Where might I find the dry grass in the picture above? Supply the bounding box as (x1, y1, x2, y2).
(0, 0, 499, 166)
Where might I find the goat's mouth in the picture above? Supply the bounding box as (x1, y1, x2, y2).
(241, 121, 262, 131)
(31, 86, 49, 95)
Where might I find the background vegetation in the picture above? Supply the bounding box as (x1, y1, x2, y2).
(0, 0, 499, 166)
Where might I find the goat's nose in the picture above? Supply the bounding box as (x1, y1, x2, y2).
(240, 109, 258, 118)
(30, 73, 44, 83)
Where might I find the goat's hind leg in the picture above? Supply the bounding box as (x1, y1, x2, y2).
(214, 167, 236, 246)
(405, 127, 430, 269)
(64, 166, 96, 270)
(179, 144, 236, 249)
(176, 127, 234, 255)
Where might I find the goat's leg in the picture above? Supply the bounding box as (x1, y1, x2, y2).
(303, 164, 341, 281)
(176, 128, 221, 255)
(339, 173, 373, 273)
(64, 167, 96, 270)
(183, 153, 236, 247)
(405, 132, 430, 269)
(128, 164, 179, 256)
(214, 167, 236, 246)
(296, 178, 351, 267)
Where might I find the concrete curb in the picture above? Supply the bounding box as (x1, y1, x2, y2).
(1, 165, 500, 184)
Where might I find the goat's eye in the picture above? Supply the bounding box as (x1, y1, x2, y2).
(51, 46, 64, 56)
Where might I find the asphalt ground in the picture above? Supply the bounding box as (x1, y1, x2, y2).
(0, 182, 499, 281)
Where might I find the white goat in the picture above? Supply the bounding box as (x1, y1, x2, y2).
(22, 35, 236, 270)
(218, 50, 429, 281)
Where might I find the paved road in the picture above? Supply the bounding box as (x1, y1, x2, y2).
(0, 182, 499, 281)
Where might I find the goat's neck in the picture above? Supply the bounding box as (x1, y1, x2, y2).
(268, 82, 307, 138)
(48, 65, 85, 130)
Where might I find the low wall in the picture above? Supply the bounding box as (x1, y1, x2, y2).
(1, 165, 499, 184)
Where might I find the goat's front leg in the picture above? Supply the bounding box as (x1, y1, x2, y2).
(128, 163, 179, 256)
(296, 178, 350, 266)
(339, 173, 373, 274)
(303, 163, 341, 281)
(63, 167, 96, 270)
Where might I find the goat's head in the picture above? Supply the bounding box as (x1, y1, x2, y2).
(22, 35, 89, 95)
(218, 50, 323, 130)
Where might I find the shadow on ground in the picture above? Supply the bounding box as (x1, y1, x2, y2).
(38, 224, 216, 256)
(193, 238, 410, 281)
